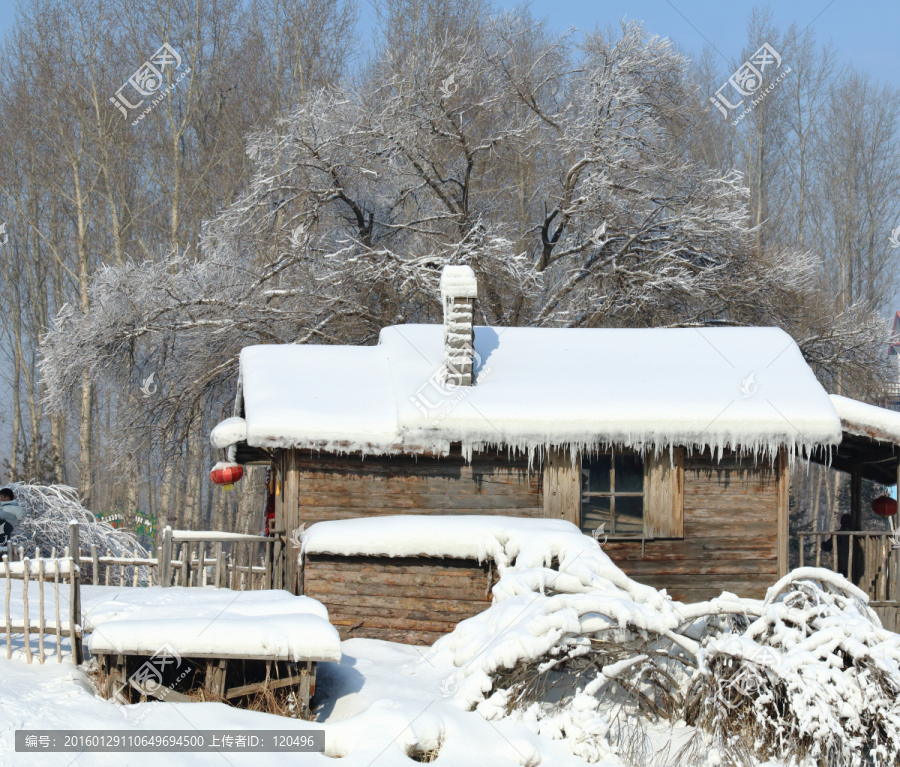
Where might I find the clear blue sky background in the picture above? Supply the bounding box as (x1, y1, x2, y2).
(0, 1, 897, 87)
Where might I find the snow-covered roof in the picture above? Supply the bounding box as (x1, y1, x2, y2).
(211, 325, 843, 460)
(830, 395, 900, 444)
(304, 515, 598, 564)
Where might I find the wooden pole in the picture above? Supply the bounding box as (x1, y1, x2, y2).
(53, 554, 62, 663)
(69, 523, 80, 577)
(215, 543, 223, 588)
(23, 557, 32, 664)
(91, 545, 99, 586)
(273, 453, 286, 591)
(37, 556, 45, 664)
(69, 555, 83, 665)
(3, 555, 10, 659)
(68, 523, 83, 665)
(850, 461, 863, 584)
(776, 447, 790, 578)
(283, 450, 301, 594)
(161, 527, 173, 587)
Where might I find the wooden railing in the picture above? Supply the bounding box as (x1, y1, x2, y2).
(12, 525, 278, 592)
(0, 521, 83, 665)
(797, 530, 900, 605)
(159, 528, 275, 590)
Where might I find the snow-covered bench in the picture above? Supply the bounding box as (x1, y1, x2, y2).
(86, 588, 340, 711)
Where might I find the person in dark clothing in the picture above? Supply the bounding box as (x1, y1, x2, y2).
(0, 488, 23, 548)
(821, 513, 853, 578)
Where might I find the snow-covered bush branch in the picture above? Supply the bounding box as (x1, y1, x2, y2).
(417, 523, 900, 766)
(8, 483, 148, 561)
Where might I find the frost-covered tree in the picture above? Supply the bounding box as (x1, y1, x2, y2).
(41, 17, 887, 460)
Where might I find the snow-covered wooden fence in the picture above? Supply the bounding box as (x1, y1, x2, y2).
(82, 545, 159, 586)
(0, 522, 83, 664)
(159, 528, 274, 590)
(798, 529, 899, 631)
(48, 524, 274, 591)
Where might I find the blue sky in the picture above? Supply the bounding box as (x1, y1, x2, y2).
(0, 1, 898, 87)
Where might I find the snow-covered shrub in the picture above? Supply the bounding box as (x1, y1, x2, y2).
(422, 523, 900, 766)
(6, 483, 149, 564)
(688, 570, 900, 766)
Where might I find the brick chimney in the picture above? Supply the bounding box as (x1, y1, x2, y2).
(439, 265, 478, 387)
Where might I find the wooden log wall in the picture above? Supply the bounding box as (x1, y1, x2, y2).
(291, 447, 783, 627)
(304, 554, 497, 645)
(291, 448, 542, 528)
(603, 451, 779, 602)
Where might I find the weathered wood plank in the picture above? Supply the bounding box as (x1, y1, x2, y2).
(298, 493, 539, 510)
(296, 476, 541, 495)
(602, 536, 777, 560)
(298, 509, 544, 526)
(327, 613, 464, 632)
(306, 580, 488, 600)
(337, 626, 446, 646)
(284, 451, 301, 594)
(321, 602, 489, 622)
(646, 450, 684, 538)
(619, 559, 778, 577)
(306, 555, 490, 575)
(305, 570, 490, 590)
(293, 457, 537, 477)
(309, 592, 493, 614)
(543, 447, 579, 524)
(777, 447, 789, 578)
(630, 574, 769, 591)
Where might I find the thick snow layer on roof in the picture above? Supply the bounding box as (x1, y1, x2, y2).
(210, 416, 247, 449)
(830, 394, 900, 444)
(306, 516, 590, 561)
(218, 325, 842, 460)
(240, 344, 399, 450)
(88, 613, 340, 661)
(85, 587, 340, 662)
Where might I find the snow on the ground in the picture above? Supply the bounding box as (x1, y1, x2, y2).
(0, 628, 601, 767)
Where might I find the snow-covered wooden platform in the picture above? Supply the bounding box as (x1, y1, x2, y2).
(85, 587, 340, 711)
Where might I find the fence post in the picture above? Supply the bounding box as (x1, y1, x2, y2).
(161, 527, 173, 587)
(91, 545, 99, 587)
(68, 522, 83, 664)
(214, 542, 223, 589)
(68, 522, 79, 568)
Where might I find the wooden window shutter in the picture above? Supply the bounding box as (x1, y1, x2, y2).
(543, 447, 580, 525)
(644, 448, 684, 538)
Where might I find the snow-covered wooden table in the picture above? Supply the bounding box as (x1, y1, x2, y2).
(84, 587, 341, 713)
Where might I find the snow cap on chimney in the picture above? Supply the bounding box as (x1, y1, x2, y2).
(439, 265, 477, 387)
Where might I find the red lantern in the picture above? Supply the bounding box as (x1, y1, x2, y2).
(872, 495, 897, 517)
(210, 461, 243, 491)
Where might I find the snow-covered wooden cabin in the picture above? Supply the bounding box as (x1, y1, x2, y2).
(211, 266, 900, 642)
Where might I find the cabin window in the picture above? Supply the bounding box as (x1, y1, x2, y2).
(580, 452, 645, 535)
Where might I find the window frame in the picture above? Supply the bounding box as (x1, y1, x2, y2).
(580, 451, 647, 538)
(541, 447, 684, 540)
